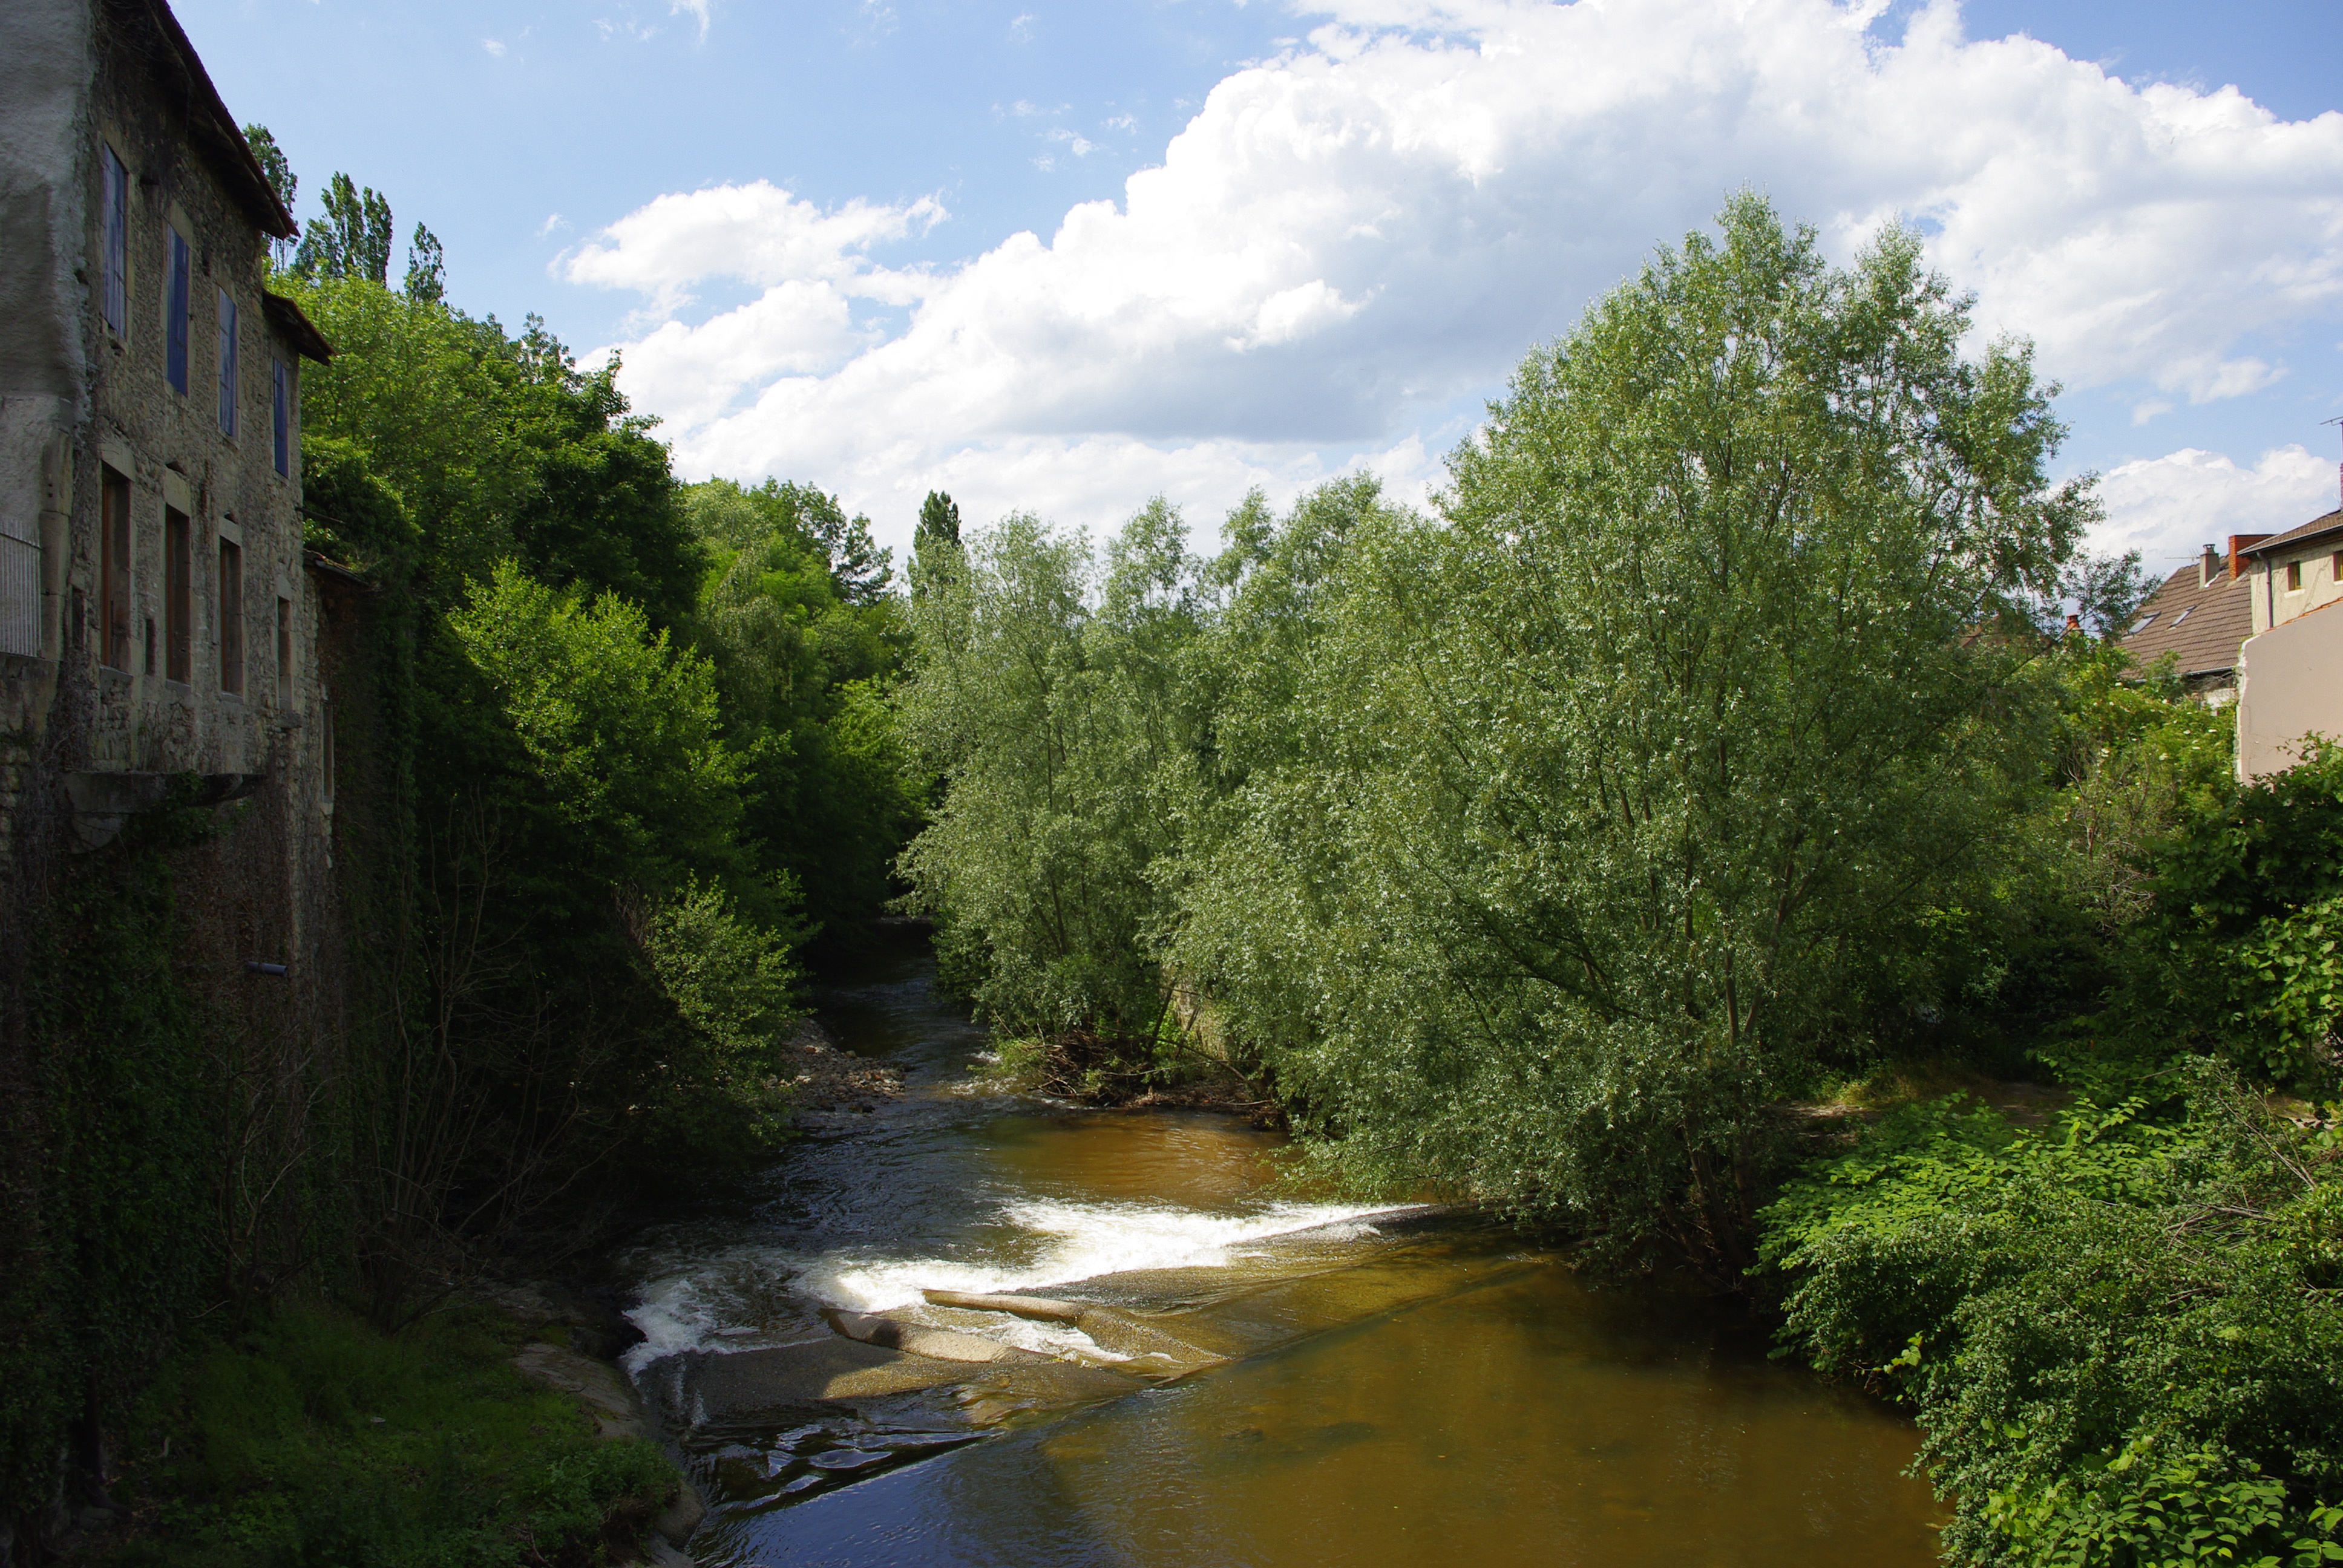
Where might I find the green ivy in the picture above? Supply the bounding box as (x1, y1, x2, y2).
(2, 795, 224, 1511)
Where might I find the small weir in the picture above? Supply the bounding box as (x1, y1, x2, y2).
(615, 941, 1944, 1566)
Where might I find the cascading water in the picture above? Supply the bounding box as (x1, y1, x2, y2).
(614, 938, 1945, 1566)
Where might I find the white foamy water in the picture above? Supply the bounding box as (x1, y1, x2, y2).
(622, 1196, 1383, 1374)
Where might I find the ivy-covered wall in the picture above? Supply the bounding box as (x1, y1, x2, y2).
(0, 538, 391, 1543)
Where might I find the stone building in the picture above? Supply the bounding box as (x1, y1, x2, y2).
(2, 4, 350, 1536)
(2, 0, 336, 924)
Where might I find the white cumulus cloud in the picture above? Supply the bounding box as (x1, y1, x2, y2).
(571, 0, 2343, 550)
(2096, 445, 2338, 573)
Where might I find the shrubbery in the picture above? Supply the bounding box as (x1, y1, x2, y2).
(103, 1304, 677, 1568)
(1759, 1074, 2343, 1567)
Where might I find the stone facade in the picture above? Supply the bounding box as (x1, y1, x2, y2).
(1, 0, 340, 1086)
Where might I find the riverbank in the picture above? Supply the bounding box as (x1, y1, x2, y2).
(605, 942, 1945, 1565)
(64, 1294, 693, 1568)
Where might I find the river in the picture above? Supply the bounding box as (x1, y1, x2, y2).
(613, 940, 1945, 1567)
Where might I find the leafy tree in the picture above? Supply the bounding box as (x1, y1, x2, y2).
(899, 501, 1217, 1042)
(2063, 548, 2154, 639)
(913, 489, 965, 600)
(293, 172, 394, 286)
(684, 479, 916, 939)
(281, 278, 704, 627)
(403, 223, 445, 304)
(447, 562, 743, 892)
(1176, 195, 2093, 1261)
(2119, 743, 2343, 1088)
(917, 490, 962, 549)
(239, 123, 297, 268)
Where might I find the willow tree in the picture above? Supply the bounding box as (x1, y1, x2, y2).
(898, 503, 1214, 1041)
(1180, 195, 2094, 1264)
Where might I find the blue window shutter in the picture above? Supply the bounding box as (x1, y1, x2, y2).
(217, 292, 237, 436)
(272, 361, 289, 476)
(166, 230, 190, 393)
(100, 148, 128, 335)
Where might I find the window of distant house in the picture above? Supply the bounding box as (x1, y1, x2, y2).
(2172, 607, 2192, 626)
(216, 290, 238, 438)
(2333, 549, 2342, 583)
(99, 144, 128, 336)
(271, 359, 290, 477)
(275, 597, 292, 705)
(2288, 560, 2305, 592)
(2132, 612, 2159, 633)
(165, 226, 191, 394)
(218, 537, 244, 694)
(99, 468, 132, 671)
(165, 508, 191, 682)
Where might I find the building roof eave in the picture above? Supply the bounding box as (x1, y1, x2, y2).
(129, 0, 298, 240)
(2240, 509, 2343, 560)
(263, 293, 334, 362)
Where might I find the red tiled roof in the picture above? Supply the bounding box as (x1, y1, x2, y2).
(2119, 560, 2253, 678)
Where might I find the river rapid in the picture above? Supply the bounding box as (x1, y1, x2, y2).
(613, 939, 1945, 1567)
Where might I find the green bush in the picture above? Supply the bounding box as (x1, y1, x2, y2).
(104, 1303, 677, 1568)
(2119, 743, 2343, 1092)
(1758, 1069, 2343, 1566)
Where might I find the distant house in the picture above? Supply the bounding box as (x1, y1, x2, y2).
(2235, 509, 2343, 779)
(2117, 536, 2263, 702)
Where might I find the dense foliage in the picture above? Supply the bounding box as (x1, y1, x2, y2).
(275, 250, 925, 1279)
(108, 1304, 678, 1567)
(894, 195, 2343, 1563)
(905, 196, 2099, 1254)
(1760, 1079, 2343, 1567)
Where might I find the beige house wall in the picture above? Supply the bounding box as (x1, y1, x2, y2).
(2236, 604, 2343, 780)
(2248, 539, 2343, 634)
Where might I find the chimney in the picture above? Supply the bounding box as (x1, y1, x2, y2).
(2228, 534, 2271, 580)
(2064, 613, 2080, 632)
(2200, 543, 2219, 588)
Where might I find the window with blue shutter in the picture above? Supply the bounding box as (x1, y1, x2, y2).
(217, 290, 238, 437)
(272, 359, 290, 476)
(100, 146, 128, 335)
(166, 228, 190, 393)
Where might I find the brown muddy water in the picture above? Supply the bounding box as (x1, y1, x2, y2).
(614, 944, 1944, 1567)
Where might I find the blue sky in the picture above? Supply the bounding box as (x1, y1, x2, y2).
(179, 0, 2343, 567)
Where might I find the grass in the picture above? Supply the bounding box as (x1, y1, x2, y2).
(94, 1301, 678, 1568)
(1809, 1056, 2076, 1126)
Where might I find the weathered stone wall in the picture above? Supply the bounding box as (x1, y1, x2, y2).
(2, 0, 334, 1014)
(0, 1, 352, 1545)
